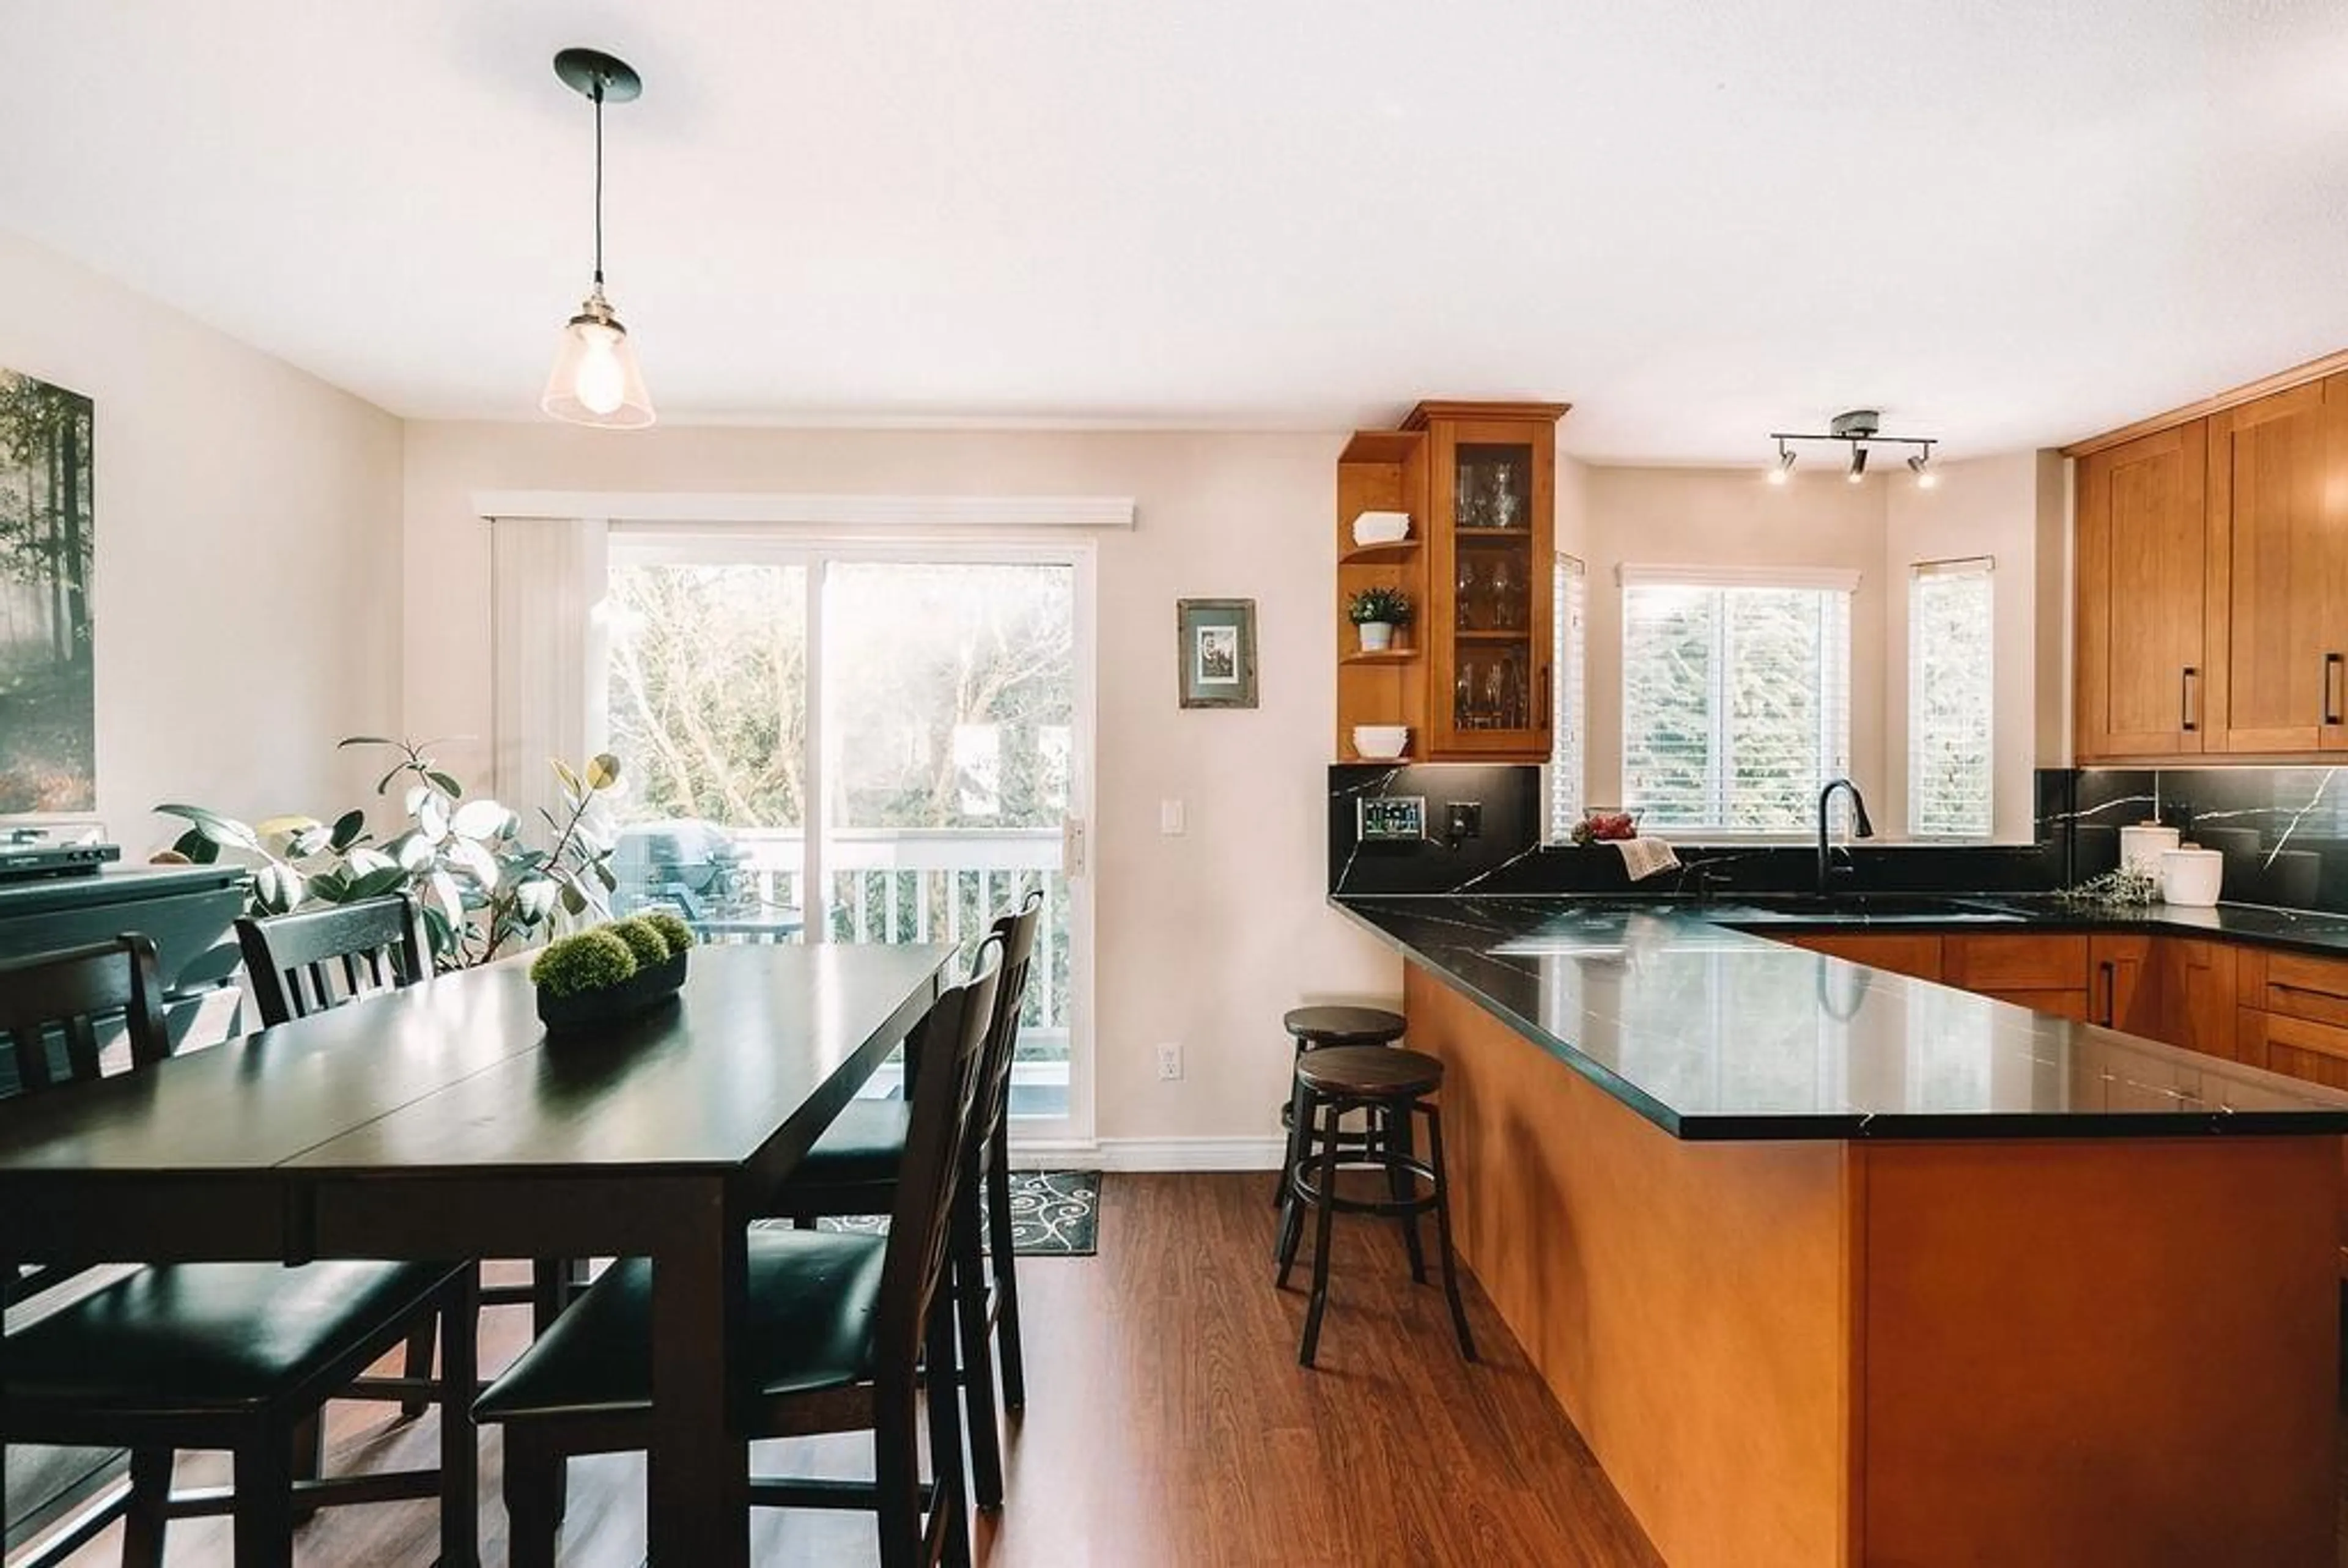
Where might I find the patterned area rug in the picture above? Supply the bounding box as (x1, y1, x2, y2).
(795, 1170, 1101, 1257)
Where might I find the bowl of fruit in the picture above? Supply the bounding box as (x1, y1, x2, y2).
(1569, 808, 1641, 846)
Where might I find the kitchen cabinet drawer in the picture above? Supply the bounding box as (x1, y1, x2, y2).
(1777, 932, 1942, 983)
(1943, 935, 2089, 993)
(2240, 949, 2348, 1028)
(1976, 987, 2091, 1021)
(2237, 1007, 2348, 1091)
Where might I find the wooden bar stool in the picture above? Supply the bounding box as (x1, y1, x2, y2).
(1271, 1006, 1405, 1209)
(1274, 1044, 1476, 1368)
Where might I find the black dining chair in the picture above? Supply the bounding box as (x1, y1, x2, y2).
(237, 896, 587, 1417)
(0, 934, 480, 1568)
(767, 890, 1043, 1508)
(474, 935, 1005, 1568)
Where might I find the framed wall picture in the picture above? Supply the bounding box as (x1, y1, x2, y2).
(0, 367, 95, 814)
(1176, 598, 1257, 709)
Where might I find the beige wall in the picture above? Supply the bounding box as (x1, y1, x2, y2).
(399, 422, 1395, 1152)
(0, 229, 404, 838)
(1883, 451, 2048, 841)
(1580, 456, 2062, 843)
(1579, 466, 1891, 823)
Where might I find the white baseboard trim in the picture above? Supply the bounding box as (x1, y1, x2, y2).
(1006, 1136, 1285, 1172)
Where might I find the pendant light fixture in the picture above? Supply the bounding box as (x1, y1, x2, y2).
(542, 48, 654, 429)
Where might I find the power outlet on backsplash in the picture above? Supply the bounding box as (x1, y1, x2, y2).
(1446, 801, 1482, 844)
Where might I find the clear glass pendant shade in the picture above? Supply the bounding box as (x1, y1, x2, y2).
(542, 290, 654, 429)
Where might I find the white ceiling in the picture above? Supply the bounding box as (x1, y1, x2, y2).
(3, 1, 2346, 461)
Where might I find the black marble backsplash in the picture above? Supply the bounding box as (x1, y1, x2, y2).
(1330, 766, 2074, 899)
(1329, 763, 2348, 918)
(2073, 765, 2348, 913)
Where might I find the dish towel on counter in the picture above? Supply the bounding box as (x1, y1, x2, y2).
(1614, 836, 1682, 882)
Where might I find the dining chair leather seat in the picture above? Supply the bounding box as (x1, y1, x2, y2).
(475, 1231, 887, 1424)
(789, 1098, 913, 1187)
(9, 1259, 461, 1413)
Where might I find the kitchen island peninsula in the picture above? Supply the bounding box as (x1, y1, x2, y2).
(1337, 896, 2348, 1568)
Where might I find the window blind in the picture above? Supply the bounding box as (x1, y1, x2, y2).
(1620, 573, 1853, 836)
(1907, 558, 1994, 838)
(1548, 555, 1588, 839)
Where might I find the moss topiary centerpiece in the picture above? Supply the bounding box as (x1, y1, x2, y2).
(530, 915, 696, 1032)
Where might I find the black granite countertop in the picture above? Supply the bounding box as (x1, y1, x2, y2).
(1702, 891, 2348, 954)
(1335, 896, 2348, 1141)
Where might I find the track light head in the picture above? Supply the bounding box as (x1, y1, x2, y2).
(1846, 445, 1868, 484)
(1768, 444, 1795, 485)
(1908, 452, 1938, 490)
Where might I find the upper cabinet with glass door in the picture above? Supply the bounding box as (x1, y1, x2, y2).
(1332, 400, 1567, 762)
(1413, 402, 1567, 760)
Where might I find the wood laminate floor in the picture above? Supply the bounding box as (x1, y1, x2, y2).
(35, 1174, 2348, 1566)
(37, 1173, 1659, 1567)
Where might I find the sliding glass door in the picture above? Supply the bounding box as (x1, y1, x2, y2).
(601, 537, 1093, 1142)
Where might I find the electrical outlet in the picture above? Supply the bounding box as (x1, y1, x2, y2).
(1156, 1042, 1183, 1081)
(1447, 801, 1483, 842)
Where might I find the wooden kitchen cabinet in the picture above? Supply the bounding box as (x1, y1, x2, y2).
(1417, 404, 1562, 760)
(2086, 935, 2155, 1032)
(1333, 400, 1567, 762)
(2204, 378, 2347, 753)
(2073, 422, 2209, 760)
(2150, 938, 2238, 1059)
(1976, 987, 2092, 1021)
(1942, 933, 2089, 993)
(2068, 353, 2348, 763)
(1777, 932, 1943, 982)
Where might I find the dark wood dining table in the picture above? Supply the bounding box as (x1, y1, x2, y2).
(0, 938, 956, 1567)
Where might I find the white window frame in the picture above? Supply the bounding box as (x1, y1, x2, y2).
(1615, 564, 1858, 841)
(1548, 554, 1589, 841)
(1905, 556, 1995, 841)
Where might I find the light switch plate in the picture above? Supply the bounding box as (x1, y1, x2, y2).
(1159, 799, 1186, 835)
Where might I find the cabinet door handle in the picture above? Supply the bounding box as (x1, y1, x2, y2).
(2098, 960, 2116, 1027)
(2327, 653, 2343, 727)
(2180, 667, 2198, 732)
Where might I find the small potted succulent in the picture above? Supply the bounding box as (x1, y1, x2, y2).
(1348, 586, 1414, 652)
(529, 911, 697, 1032)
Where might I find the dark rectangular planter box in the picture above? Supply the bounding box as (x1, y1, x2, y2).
(536, 950, 688, 1034)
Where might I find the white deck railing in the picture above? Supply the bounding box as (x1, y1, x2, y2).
(721, 826, 1069, 1055)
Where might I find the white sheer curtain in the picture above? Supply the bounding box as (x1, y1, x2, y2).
(489, 517, 608, 836)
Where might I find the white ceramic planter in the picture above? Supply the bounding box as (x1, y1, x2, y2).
(1357, 621, 1395, 652)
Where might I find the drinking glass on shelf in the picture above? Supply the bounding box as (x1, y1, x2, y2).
(1489, 556, 1516, 630)
(1488, 464, 1521, 530)
(1453, 661, 1477, 729)
(1456, 463, 1487, 527)
(1455, 556, 1483, 631)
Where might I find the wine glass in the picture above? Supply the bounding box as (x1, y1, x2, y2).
(1455, 556, 1483, 631)
(1489, 556, 1516, 630)
(1488, 464, 1521, 529)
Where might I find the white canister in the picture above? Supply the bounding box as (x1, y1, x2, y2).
(2119, 823, 2181, 876)
(2160, 846, 2223, 908)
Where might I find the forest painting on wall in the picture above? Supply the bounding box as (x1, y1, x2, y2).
(0, 368, 94, 812)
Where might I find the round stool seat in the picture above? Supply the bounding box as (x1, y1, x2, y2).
(1282, 1006, 1406, 1048)
(1295, 1044, 1442, 1100)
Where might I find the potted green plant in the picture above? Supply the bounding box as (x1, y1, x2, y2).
(528, 914, 696, 1032)
(155, 738, 622, 970)
(1348, 586, 1413, 652)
